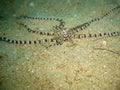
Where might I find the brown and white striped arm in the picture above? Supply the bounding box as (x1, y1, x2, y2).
(16, 16, 65, 29)
(0, 37, 58, 45)
(19, 23, 55, 36)
(48, 42, 63, 47)
(73, 31, 120, 39)
(70, 5, 120, 33)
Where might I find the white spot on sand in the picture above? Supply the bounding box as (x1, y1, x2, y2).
(59, 84, 62, 87)
(27, 85, 30, 88)
(110, 19, 113, 22)
(74, 14, 77, 17)
(26, 57, 29, 60)
(31, 70, 34, 73)
(29, 2, 34, 7)
(103, 65, 106, 68)
(16, 68, 19, 71)
(102, 41, 107, 45)
(93, 11, 96, 14)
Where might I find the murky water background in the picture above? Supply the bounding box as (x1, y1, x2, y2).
(0, 0, 120, 90)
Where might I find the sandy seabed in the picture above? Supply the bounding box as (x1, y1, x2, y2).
(0, 0, 120, 90)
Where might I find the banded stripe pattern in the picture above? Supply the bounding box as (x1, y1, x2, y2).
(0, 31, 120, 46)
(71, 5, 120, 33)
(48, 31, 120, 47)
(19, 23, 55, 36)
(0, 37, 59, 44)
(17, 16, 65, 29)
(0, 6, 120, 47)
(73, 31, 120, 39)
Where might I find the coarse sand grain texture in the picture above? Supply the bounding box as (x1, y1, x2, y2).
(0, 0, 120, 90)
